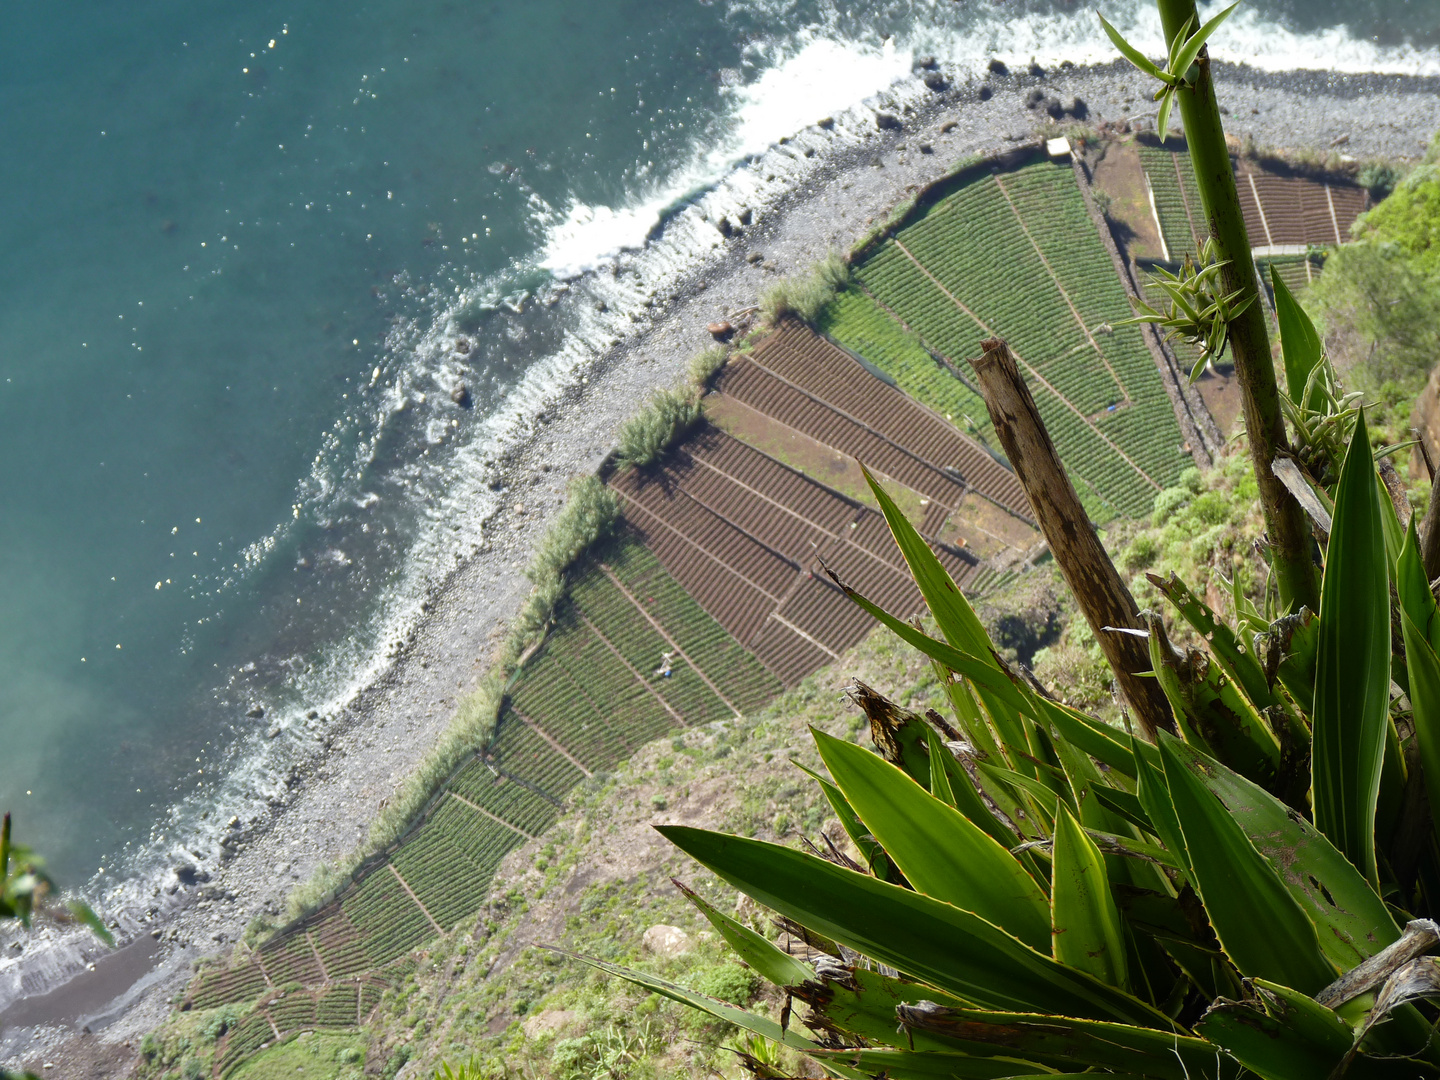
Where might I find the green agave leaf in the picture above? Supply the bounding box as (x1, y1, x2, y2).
(922, 725, 1024, 851)
(65, 900, 114, 948)
(673, 880, 813, 989)
(1038, 698, 1143, 779)
(1400, 607, 1440, 866)
(826, 576, 1030, 716)
(793, 761, 907, 885)
(1114, 885, 1237, 1002)
(1271, 608, 1320, 715)
(1146, 614, 1280, 790)
(1147, 571, 1282, 716)
(857, 465, 1039, 769)
(1196, 977, 1413, 1080)
(926, 731, 1027, 850)
(792, 963, 971, 1052)
(1270, 265, 1324, 413)
(656, 825, 1178, 1029)
(1091, 786, 1153, 834)
(806, 1047, 1052, 1080)
(860, 463, 989, 658)
(1165, 13, 1194, 70)
(813, 728, 1051, 951)
(1159, 733, 1337, 994)
(924, 723, 957, 807)
(1050, 804, 1130, 990)
(1312, 410, 1391, 887)
(1132, 734, 1187, 874)
(1095, 10, 1172, 84)
(976, 761, 1061, 819)
(894, 1002, 1238, 1080)
(1171, 1, 1240, 82)
(1155, 86, 1176, 143)
(1399, 515, 1440, 650)
(550, 949, 860, 1076)
(935, 665, 1007, 765)
(1164, 738, 1397, 968)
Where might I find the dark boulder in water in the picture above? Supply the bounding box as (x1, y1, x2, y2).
(715, 216, 734, 238)
(245, 705, 264, 719)
(987, 58, 1009, 76)
(451, 383, 472, 408)
(173, 863, 206, 886)
(1026, 88, 1046, 108)
(978, 84, 993, 101)
(1029, 60, 1045, 77)
(923, 71, 948, 92)
(875, 112, 902, 131)
(914, 55, 938, 70)
(737, 207, 752, 225)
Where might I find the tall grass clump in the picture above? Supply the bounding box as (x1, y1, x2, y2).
(686, 344, 729, 390)
(284, 477, 618, 924)
(758, 251, 849, 326)
(615, 387, 702, 469)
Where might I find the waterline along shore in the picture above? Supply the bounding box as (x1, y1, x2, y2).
(6, 57, 1440, 1078)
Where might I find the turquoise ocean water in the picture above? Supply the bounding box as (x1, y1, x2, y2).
(1, 0, 1437, 899)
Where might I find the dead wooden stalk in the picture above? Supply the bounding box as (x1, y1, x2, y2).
(972, 338, 1175, 738)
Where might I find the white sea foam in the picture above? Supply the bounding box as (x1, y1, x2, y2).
(539, 31, 909, 280)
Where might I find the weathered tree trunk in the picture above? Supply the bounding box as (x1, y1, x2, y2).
(973, 339, 1175, 738)
(1155, 0, 1320, 614)
(1419, 469, 1440, 582)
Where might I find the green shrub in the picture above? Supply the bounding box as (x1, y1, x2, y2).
(1357, 160, 1403, 199)
(550, 1036, 591, 1078)
(1150, 484, 1192, 527)
(689, 962, 757, 1006)
(1308, 240, 1440, 384)
(615, 387, 702, 469)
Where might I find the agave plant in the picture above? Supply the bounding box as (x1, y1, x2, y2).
(565, 270, 1440, 1075)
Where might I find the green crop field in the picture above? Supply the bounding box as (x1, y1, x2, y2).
(815, 287, 1001, 454)
(190, 960, 271, 1011)
(217, 1013, 276, 1078)
(342, 868, 434, 968)
(315, 984, 360, 1028)
(1137, 144, 1201, 257)
(842, 154, 1188, 519)
(599, 538, 782, 714)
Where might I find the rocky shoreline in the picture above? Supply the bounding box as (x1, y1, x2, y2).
(7, 56, 1440, 1078)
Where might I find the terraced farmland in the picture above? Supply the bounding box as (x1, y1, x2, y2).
(847, 153, 1187, 518)
(612, 420, 993, 685)
(816, 287, 1000, 452)
(181, 535, 782, 1056)
(1137, 143, 1368, 259)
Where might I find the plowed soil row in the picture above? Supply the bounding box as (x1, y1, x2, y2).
(612, 419, 981, 687)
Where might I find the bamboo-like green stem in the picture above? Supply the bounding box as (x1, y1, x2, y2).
(1155, 0, 1320, 613)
